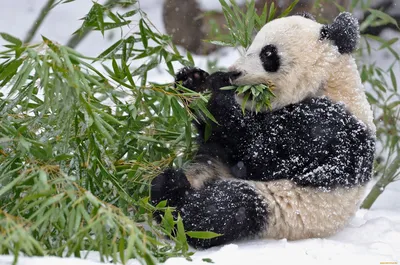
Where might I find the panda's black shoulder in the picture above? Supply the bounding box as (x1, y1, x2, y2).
(288, 96, 348, 116)
(284, 96, 361, 127)
(276, 96, 373, 143)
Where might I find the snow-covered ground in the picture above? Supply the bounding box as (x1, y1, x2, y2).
(0, 205, 399, 265)
(0, 0, 399, 264)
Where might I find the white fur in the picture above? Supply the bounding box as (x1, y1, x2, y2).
(184, 159, 232, 189)
(251, 180, 366, 240)
(182, 164, 366, 240)
(323, 55, 376, 132)
(229, 15, 375, 131)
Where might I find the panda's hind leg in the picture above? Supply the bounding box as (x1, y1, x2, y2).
(181, 180, 267, 248)
(150, 168, 268, 249)
(177, 180, 268, 249)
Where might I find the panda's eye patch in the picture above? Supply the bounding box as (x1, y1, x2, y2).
(260, 44, 280, 72)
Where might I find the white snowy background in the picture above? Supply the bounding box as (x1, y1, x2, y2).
(0, 0, 399, 264)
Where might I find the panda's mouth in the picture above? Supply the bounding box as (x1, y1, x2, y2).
(228, 71, 243, 84)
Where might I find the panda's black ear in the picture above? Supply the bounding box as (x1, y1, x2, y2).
(295, 11, 316, 21)
(320, 12, 360, 54)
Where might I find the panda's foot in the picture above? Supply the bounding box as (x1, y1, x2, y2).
(150, 168, 191, 207)
(175, 67, 210, 92)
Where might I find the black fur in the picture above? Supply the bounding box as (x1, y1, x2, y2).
(151, 168, 190, 207)
(150, 67, 375, 248)
(183, 181, 267, 249)
(320, 12, 360, 54)
(175, 67, 210, 92)
(260, 44, 280, 72)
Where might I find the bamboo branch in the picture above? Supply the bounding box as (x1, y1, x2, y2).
(24, 0, 57, 44)
(66, 0, 120, 49)
(65, 25, 91, 49)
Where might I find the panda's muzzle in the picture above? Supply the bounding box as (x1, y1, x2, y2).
(228, 71, 242, 83)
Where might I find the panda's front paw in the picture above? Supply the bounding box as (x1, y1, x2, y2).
(175, 67, 210, 92)
(150, 168, 191, 207)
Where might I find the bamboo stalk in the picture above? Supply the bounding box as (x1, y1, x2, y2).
(361, 177, 387, 209)
(24, 0, 56, 44)
(361, 154, 400, 209)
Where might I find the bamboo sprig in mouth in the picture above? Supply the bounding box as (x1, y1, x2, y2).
(221, 81, 276, 113)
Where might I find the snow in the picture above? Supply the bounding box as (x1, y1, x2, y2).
(198, 0, 248, 11)
(0, 0, 399, 265)
(1, 207, 400, 265)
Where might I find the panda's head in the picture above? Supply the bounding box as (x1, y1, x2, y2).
(229, 12, 362, 111)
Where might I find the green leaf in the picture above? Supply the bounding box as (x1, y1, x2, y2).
(139, 19, 148, 49)
(121, 10, 138, 18)
(0, 59, 23, 81)
(186, 231, 222, 239)
(387, 101, 400, 109)
(96, 21, 131, 31)
(367, 8, 399, 28)
(119, 238, 126, 264)
(378, 38, 399, 50)
(0, 33, 22, 46)
(187, 51, 194, 66)
(220, 85, 236, 90)
(267, 2, 276, 22)
(73, 3, 100, 36)
(194, 100, 218, 124)
(204, 122, 212, 142)
(161, 207, 175, 235)
(42, 36, 60, 52)
(390, 68, 397, 91)
(350, 0, 360, 11)
(96, 39, 124, 59)
(278, 0, 299, 18)
(176, 215, 188, 253)
(241, 91, 251, 114)
(94, 3, 105, 35)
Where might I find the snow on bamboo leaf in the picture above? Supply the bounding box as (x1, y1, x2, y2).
(221, 82, 276, 113)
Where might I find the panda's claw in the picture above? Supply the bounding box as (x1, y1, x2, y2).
(175, 67, 210, 92)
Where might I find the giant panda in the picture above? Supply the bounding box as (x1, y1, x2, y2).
(150, 12, 376, 249)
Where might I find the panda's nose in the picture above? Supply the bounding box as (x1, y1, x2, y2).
(229, 71, 242, 81)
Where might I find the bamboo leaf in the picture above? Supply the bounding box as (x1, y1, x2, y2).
(390, 68, 397, 91)
(278, 0, 299, 18)
(139, 19, 148, 49)
(186, 231, 222, 239)
(367, 8, 399, 28)
(0, 33, 22, 46)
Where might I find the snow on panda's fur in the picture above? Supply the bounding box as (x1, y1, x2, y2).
(150, 12, 376, 248)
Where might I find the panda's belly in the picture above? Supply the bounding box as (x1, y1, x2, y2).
(234, 126, 325, 182)
(250, 179, 366, 240)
